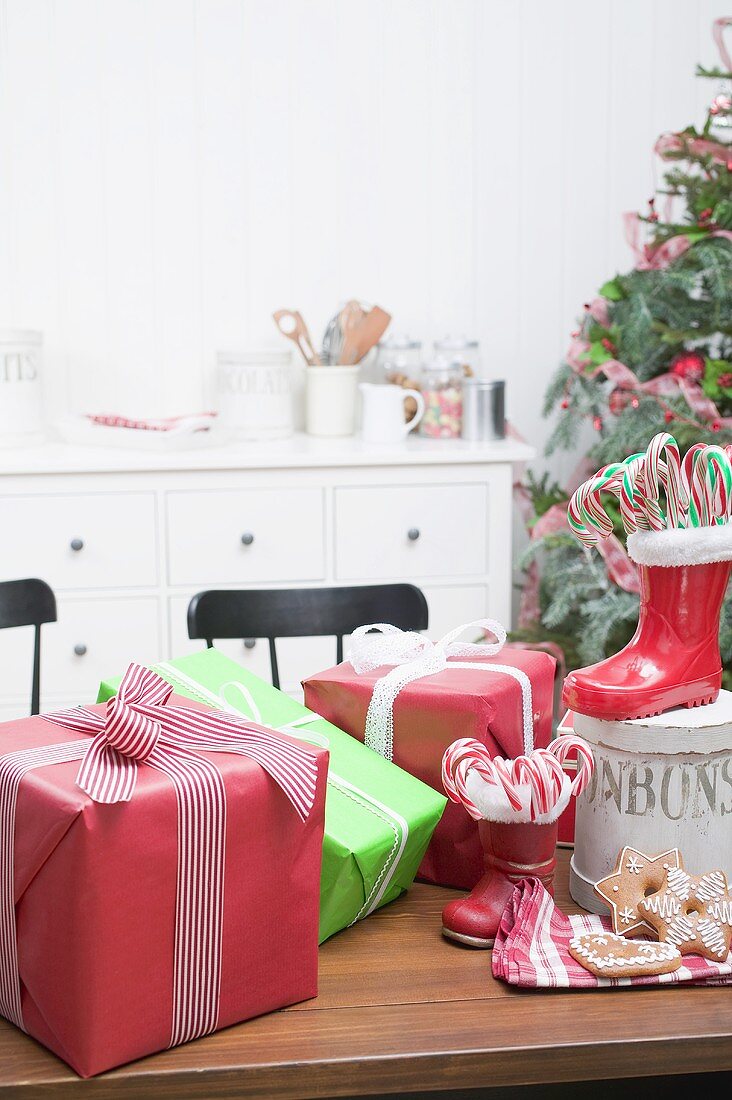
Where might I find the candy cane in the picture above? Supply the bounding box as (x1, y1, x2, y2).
(511, 753, 551, 816)
(551, 736, 595, 798)
(644, 433, 686, 528)
(682, 443, 710, 527)
(618, 454, 649, 533)
(634, 464, 666, 532)
(704, 447, 732, 524)
(568, 463, 625, 545)
(443, 737, 595, 823)
(442, 739, 524, 819)
(687, 447, 732, 526)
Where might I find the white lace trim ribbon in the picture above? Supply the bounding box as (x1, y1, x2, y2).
(348, 620, 534, 761)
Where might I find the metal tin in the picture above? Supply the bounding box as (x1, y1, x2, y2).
(461, 378, 505, 441)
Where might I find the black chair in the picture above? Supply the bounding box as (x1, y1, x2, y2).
(187, 584, 428, 689)
(0, 578, 57, 715)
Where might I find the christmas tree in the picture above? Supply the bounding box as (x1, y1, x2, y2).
(518, 17, 732, 677)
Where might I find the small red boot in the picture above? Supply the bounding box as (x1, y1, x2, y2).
(563, 527, 732, 722)
(442, 821, 557, 947)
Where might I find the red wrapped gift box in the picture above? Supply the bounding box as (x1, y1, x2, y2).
(304, 638, 555, 890)
(0, 665, 328, 1077)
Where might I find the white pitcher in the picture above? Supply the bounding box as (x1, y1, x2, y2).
(359, 383, 424, 444)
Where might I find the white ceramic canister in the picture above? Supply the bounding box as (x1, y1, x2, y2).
(0, 329, 44, 445)
(305, 366, 359, 437)
(216, 349, 293, 440)
(568, 694, 732, 913)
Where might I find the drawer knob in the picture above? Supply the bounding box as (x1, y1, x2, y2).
(240, 532, 255, 546)
(73, 643, 87, 657)
(243, 638, 257, 650)
(407, 527, 421, 542)
(70, 538, 84, 552)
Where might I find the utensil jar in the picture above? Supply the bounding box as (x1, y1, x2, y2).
(305, 366, 359, 437)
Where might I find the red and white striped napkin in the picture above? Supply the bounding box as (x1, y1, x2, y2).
(492, 878, 732, 988)
(86, 412, 216, 433)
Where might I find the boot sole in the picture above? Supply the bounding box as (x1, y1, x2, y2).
(442, 927, 494, 949)
(562, 674, 721, 723)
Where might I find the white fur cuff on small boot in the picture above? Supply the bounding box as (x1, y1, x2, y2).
(627, 526, 732, 567)
(463, 770, 571, 825)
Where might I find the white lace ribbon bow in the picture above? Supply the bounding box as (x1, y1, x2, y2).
(348, 619, 534, 762)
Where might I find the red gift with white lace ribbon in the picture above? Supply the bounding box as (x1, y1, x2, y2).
(0, 663, 328, 1077)
(303, 619, 557, 890)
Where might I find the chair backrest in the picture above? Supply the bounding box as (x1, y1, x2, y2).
(0, 579, 57, 715)
(187, 584, 429, 689)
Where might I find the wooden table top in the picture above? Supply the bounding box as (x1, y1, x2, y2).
(1, 850, 730, 1099)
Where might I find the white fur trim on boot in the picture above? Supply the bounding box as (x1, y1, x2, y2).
(464, 771, 532, 823)
(627, 526, 732, 567)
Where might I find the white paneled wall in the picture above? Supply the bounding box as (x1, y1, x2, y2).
(0, 0, 722, 464)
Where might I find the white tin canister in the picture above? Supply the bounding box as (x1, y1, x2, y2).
(0, 329, 43, 445)
(570, 693, 732, 914)
(216, 349, 293, 440)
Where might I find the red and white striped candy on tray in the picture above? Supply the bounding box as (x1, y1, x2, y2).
(441, 735, 594, 824)
(567, 432, 732, 546)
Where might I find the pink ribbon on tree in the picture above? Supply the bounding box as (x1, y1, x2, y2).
(713, 16, 732, 71)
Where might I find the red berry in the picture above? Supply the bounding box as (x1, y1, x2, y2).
(593, 416, 603, 432)
(712, 421, 721, 432)
(561, 399, 569, 410)
(664, 410, 674, 424)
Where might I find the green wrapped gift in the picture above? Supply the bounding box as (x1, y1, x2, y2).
(98, 649, 445, 943)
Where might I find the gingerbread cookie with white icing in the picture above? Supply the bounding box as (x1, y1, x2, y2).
(641, 866, 732, 962)
(594, 846, 681, 937)
(569, 932, 681, 978)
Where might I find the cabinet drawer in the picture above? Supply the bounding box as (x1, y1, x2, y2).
(43, 596, 161, 699)
(166, 489, 325, 586)
(0, 492, 158, 590)
(335, 484, 487, 580)
(168, 596, 336, 696)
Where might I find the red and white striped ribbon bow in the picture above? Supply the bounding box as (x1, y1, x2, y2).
(44, 662, 319, 819)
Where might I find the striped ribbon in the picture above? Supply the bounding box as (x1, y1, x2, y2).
(0, 663, 319, 1047)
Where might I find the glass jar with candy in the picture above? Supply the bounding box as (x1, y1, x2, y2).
(418, 357, 463, 438)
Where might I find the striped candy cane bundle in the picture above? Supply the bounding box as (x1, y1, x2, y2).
(568, 433, 732, 546)
(442, 735, 594, 825)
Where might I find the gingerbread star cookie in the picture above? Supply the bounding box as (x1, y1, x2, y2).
(641, 866, 732, 961)
(569, 931, 681, 978)
(594, 847, 681, 936)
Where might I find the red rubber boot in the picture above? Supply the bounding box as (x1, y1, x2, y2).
(441, 820, 557, 948)
(563, 529, 732, 722)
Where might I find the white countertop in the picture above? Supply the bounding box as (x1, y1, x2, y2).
(0, 432, 535, 476)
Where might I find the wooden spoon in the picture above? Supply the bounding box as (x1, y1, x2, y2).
(272, 309, 321, 366)
(339, 304, 392, 365)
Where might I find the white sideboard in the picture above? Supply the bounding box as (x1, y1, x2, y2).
(0, 433, 533, 718)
